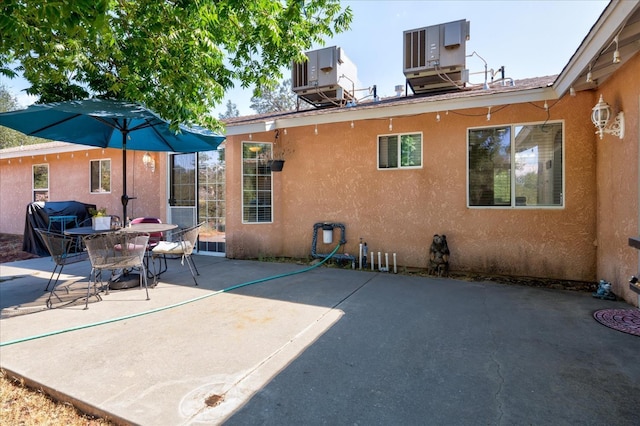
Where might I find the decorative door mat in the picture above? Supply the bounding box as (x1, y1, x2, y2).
(593, 309, 640, 337)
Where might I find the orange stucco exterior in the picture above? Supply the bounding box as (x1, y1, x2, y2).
(0, 148, 167, 233)
(225, 93, 597, 277)
(594, 51, 639, 305)
(223, 52, 639, 306)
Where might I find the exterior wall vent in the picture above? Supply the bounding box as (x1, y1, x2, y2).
(292, 46, 358, 108)
(403, 19, 470, 94)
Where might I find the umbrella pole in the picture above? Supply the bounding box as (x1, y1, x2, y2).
(121, 144, 128, 222)
(120, 131, 135, 222)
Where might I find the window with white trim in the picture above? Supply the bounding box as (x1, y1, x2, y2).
(378, 133, 422, 169)
(242, 142, 272, 223)
(32, 164, 49, 202)
(468, 122, 563, 207)
(90, 159, 111, 193)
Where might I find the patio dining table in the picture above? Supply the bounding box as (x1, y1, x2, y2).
(64, 223, 179, 289)
(64, 222, 178, 236)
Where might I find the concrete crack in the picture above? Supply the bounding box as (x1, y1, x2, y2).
(482, 288, 505, 424)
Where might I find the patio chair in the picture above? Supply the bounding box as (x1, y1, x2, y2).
(83, 231, 150, 309)
(151, 223, 203, 286)
(35, 228, 87, 294)
(131, 217, 167, 278)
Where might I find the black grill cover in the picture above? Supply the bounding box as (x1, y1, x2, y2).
(22, 201, 96, 256)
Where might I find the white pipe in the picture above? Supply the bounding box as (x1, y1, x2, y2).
(385, 253, 389, 272)
(359, 243, 363, 270)
(378, 252, 381, 270)
(393, 253, 397, 274)
(371, 250, 375, 271)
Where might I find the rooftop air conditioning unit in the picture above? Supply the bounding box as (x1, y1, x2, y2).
(403, 19, 470, 94)
(292, 46, 357, 108)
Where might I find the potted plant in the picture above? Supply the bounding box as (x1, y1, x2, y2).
(89, 207, 111, 230)
(268, 130, 293, 172)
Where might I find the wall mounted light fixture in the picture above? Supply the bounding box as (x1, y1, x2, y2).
(142, 151, 156, 172)
(591, 94, 624, 140)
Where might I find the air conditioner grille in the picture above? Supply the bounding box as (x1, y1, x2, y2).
(403, 19, 469, 94)
(405, 29, 426, 70)
(293, 61, 308, 88)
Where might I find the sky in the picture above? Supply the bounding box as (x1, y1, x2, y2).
(1, 1, 609, 117)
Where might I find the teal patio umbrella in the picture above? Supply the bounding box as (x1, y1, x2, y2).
(0, 99, 225, 220)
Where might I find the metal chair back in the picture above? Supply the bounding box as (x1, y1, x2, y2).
(82, 231, 151, 308)
(35, 228, 76, 292)
(151, 223, 203, 285)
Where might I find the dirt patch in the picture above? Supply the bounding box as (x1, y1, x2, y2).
(0, 234, 39, 263)
(261, 256, 598, 293)
(445, 271, 595, 292)
(399, 266, 596, 292)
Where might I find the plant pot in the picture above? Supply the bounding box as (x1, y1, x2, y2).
(92, 216, 111, 231)
(268, 159, 285, 172)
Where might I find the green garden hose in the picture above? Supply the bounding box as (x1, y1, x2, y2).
(0, 243, 342, 347)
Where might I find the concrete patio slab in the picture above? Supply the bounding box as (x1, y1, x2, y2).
(1, 255, 638, 425)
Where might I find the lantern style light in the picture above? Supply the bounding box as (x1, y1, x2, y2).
(142, 151, 155, 172)
(591, 94, 624, 140)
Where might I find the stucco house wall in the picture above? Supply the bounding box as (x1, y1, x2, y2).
(594, 51, 640, 304)
(222, 3, 640, 307)
(0, 146, 167, 234)
(225, 90, 599, 283)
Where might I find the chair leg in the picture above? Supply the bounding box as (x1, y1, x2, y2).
(144, 251, 152, 279)
(140, 265, 150, 301)
(44, 263, 64, 291)
(184, 255, 199, 286)
(145, 252, 167, 280)
(85, 268, 97, 310)
(46, 278, 65, 308)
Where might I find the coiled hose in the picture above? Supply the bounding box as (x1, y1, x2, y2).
(0, 243, 342, 347)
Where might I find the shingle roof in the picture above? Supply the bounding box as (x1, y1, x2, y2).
(223, 75, 557, 127)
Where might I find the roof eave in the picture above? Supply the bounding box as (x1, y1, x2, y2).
(225, 85, 557, 136)
(0, 142, 100, 159)
(554, 0, 640, 97)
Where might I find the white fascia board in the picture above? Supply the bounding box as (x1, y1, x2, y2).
(225, 121, 277, 136)
(554, 1, 638, 96)
(225, 86, 557, 135)
(0, 143, 100, 159)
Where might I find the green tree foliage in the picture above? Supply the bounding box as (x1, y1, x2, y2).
(250, 79, 299, 114)
(218, 100, 240, 119)
(1, 0, 352, 132)
(0, 84, 42, 148)
(0, 85, 20, 112)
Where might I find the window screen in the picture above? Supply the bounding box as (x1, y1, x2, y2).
(468, 122, 563, 207)
(378, 133, 422, 169)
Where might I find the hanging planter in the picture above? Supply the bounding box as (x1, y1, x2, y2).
(268, 159, 285, 172)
